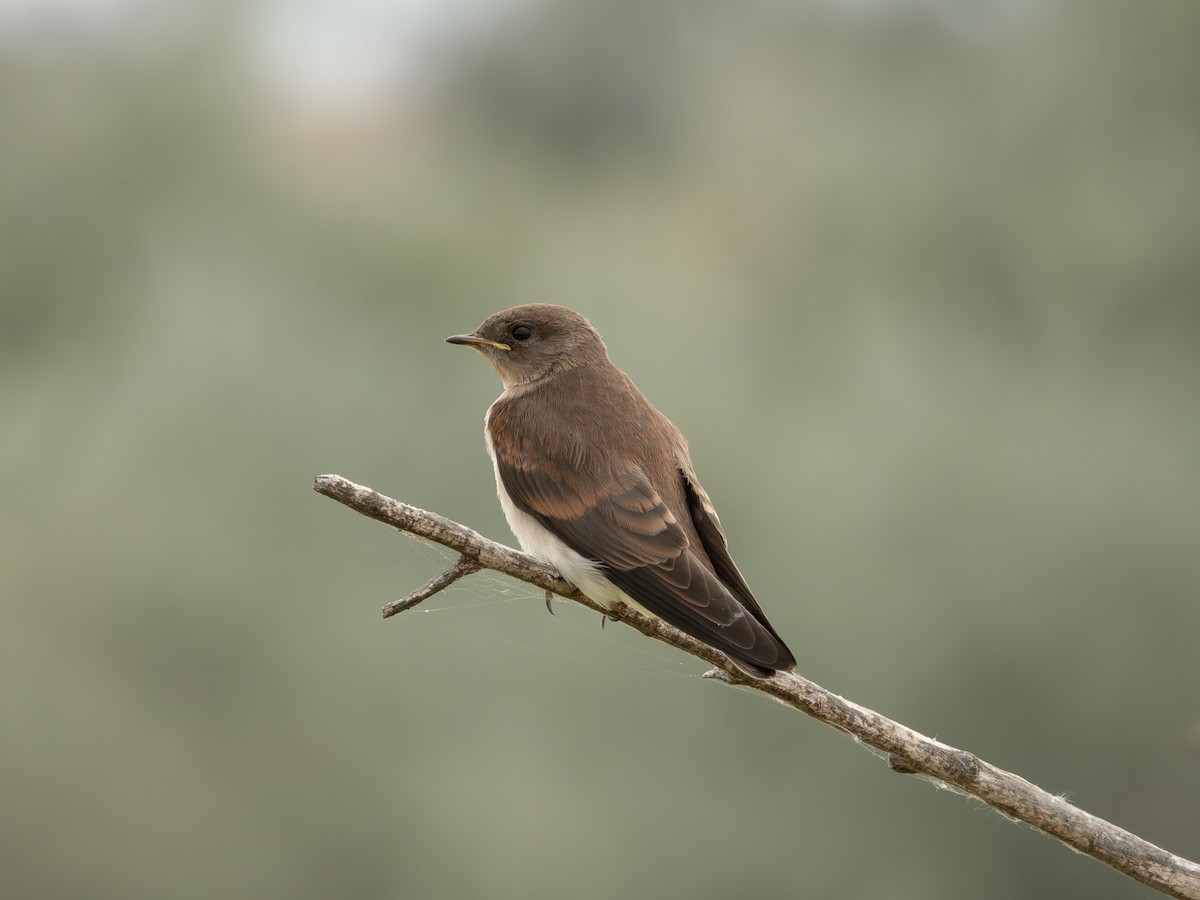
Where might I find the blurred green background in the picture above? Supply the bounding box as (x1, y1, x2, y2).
(3, 0, 1198, 897)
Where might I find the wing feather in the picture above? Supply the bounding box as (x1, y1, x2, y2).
(490, 399, 793, 673)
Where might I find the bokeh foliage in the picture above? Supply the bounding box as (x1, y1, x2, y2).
(3, 1, 1198, 897)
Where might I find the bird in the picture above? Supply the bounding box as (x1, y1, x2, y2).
(446, 304, 795, 678)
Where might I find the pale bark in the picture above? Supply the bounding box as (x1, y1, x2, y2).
(314, 473, 1200, 899)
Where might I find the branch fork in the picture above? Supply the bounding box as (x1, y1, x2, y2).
(383, 556, 481, 618)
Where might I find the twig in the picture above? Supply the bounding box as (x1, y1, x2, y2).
(314, 473, 1200, 900)
(382, 555, 481, 617)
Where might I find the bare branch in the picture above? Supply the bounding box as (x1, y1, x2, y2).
(382, 555, 481, 617)
(314, 473, 1200, 899)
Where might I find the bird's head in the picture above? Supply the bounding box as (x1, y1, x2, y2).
(446, 304, 609, 387)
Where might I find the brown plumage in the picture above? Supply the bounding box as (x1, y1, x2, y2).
(447, 304, 795, 677)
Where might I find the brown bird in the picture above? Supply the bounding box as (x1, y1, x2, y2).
(446, 304, 795, 677)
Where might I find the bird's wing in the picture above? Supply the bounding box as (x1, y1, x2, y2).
(676, 451, 789, 643)
(490, 424, 792, 673)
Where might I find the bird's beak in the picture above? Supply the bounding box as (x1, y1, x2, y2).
(445, 333, 511, 351)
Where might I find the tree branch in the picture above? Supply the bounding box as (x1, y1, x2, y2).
(314, 473, 1200, 899)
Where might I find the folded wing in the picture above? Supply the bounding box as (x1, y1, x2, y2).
(491, 426, 794, 675)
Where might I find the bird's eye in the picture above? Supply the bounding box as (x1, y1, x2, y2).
(511, 324, 533, 342)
